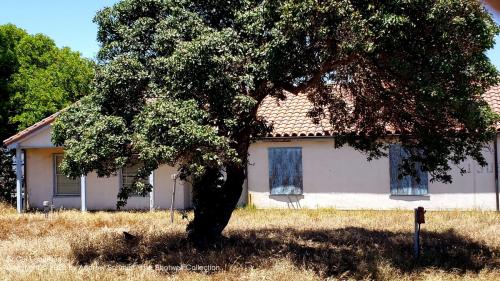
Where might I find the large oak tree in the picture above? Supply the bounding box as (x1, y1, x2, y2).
(52, 0, 499, 245)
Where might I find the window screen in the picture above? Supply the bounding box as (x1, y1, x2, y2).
(268, 147, 303, 195)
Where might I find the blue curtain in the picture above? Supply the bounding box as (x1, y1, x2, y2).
(389, 144, 428, 195)
(268, 147, 303, 195)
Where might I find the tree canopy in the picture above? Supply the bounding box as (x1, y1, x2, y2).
(52, 0, 499, 243)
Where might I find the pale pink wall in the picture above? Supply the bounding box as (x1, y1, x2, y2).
(247, 138, 498, 210)
(24, 148, 191, 210)
(21, 124, 499, 211)
(154, 165, 190, 210)
(25, 147, 82, 209)
(19, 126, 53, 148)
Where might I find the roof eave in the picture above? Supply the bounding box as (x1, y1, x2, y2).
(3, 112, 59, 149)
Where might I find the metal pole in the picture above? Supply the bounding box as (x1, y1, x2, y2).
(149, 171, 155, 211)
(170, 174, 177, 224)
(494, 134, 499, 211)
(414, 208, 420, 257)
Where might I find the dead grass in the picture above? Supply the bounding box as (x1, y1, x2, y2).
(0, 203, 498, 281)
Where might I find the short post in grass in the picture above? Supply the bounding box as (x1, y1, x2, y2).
(414, 206, 426, 258)
(43, 201, 50, 218)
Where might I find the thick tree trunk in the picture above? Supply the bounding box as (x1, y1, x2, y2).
(186, 105, 256, 247)
(186, 164, 246, 247)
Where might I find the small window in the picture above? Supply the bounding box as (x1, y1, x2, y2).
(54, 154, 80, 196)
(121, 163, 149, 196)
(389, 145, 428, 195)
(268, 147, 303, 195)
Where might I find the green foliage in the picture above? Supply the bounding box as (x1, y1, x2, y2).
(8, 33, 94, 130)
(0, 24, 94, 137)
(132, 99, 239, 174)
(0, 147, 15, 204)
(53, 0, 499, 206)
(0, 24, 27, 140)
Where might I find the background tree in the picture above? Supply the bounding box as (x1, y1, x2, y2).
(8, 32, 94, 130)
(0, 147, 15, 204)
(0, 24, 94, 204)
(52, 0, 499, 245)
(1, 24, 94, 134)
(0, 24, 26, 139)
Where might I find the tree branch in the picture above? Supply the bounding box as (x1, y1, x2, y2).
(278, 54, 360, 94)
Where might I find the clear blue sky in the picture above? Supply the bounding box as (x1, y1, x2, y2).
(0, 0, 119, 59)
(1, 0, 500, 69)
(486, 5, 500, 71)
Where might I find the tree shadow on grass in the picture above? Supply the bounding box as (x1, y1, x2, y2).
(71, 227, 499, 279)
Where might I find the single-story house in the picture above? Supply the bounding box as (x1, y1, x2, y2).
(5, 86, 500, 213)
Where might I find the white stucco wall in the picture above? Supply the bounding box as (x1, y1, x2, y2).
(24, 147, 191, 210)
(246, 138, 499, 210)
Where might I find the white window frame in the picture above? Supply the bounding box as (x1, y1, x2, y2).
(119, 163, 150, 197)
(53, 154, 80, 196)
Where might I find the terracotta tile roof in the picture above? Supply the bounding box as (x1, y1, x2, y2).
(3, 112, 60, 147)
(484, 84, 500, 114)
(259, 86, 500, 137)
(258, 92, 334, 137)
(4, 85, 500, 145)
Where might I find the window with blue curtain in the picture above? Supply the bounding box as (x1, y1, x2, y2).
(389, 144, 428, 195)
(268, 147, 303, 195)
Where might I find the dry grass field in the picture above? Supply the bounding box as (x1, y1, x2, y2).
(0, 202, 499, 281)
